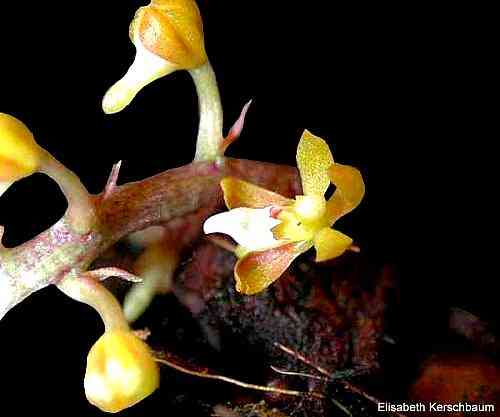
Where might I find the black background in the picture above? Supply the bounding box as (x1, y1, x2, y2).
(0, 1, 494, 416)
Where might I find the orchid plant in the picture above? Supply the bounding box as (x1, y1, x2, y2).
(0, 0, 364, 413)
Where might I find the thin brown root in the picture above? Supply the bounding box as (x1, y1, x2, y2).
(274, 343, 331, 377)
(154, 355, 324, 400)
(275, 343, 408, 417)
(270, 365, 352, 416)
(270, 365, 328, 382)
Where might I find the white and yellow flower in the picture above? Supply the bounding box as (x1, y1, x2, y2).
(204, 130, 365, 295)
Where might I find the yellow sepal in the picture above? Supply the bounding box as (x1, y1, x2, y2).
(296, 130, 334, 197)
(313, 227, 353, 262)
(234, 242, 310, 295)
(221, 177, 292, 210)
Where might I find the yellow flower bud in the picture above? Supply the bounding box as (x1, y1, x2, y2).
(132, 0, 207, 69)
(84, 330, 160, 413)
(102, 0, 207, 114)
(0, 113, 42, 186)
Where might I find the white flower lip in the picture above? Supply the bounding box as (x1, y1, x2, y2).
(102, 37, 177, 114)
(203, 206, 282, 252)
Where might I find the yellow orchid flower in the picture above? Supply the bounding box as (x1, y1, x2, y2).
(84, 330, 160, 413)
(204, 130, 365, 295)
(102, 0, 207, 114)
(0, 113, 43, 197)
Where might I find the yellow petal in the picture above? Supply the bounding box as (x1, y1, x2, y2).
(313, 227, 353, 262)
(296, 130, 334, 196)
(134, 0, 207, 69)
(85, 330, 159, 413)
(0, 113, 41, 182)
(221, 177, 292, 210)
(234, 242, 310, 295)
(326, 163, 365, 224)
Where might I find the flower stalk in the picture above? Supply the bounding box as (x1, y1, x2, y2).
(190, 62, 224, 161)
(124, 237, 181, 323)
(39, 149, 96, 234)
(57, 275, 129, 332)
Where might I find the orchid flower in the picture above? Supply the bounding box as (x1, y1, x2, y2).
(204, 130, 365, 295)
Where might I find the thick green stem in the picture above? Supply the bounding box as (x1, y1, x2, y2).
(190, 62, 224, 161)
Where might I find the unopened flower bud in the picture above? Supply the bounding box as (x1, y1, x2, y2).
(133, 0, 207, 69)
(102, 0, 207, 114)
(0, 113, 42, 196)
(84, 330, 160, 413)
